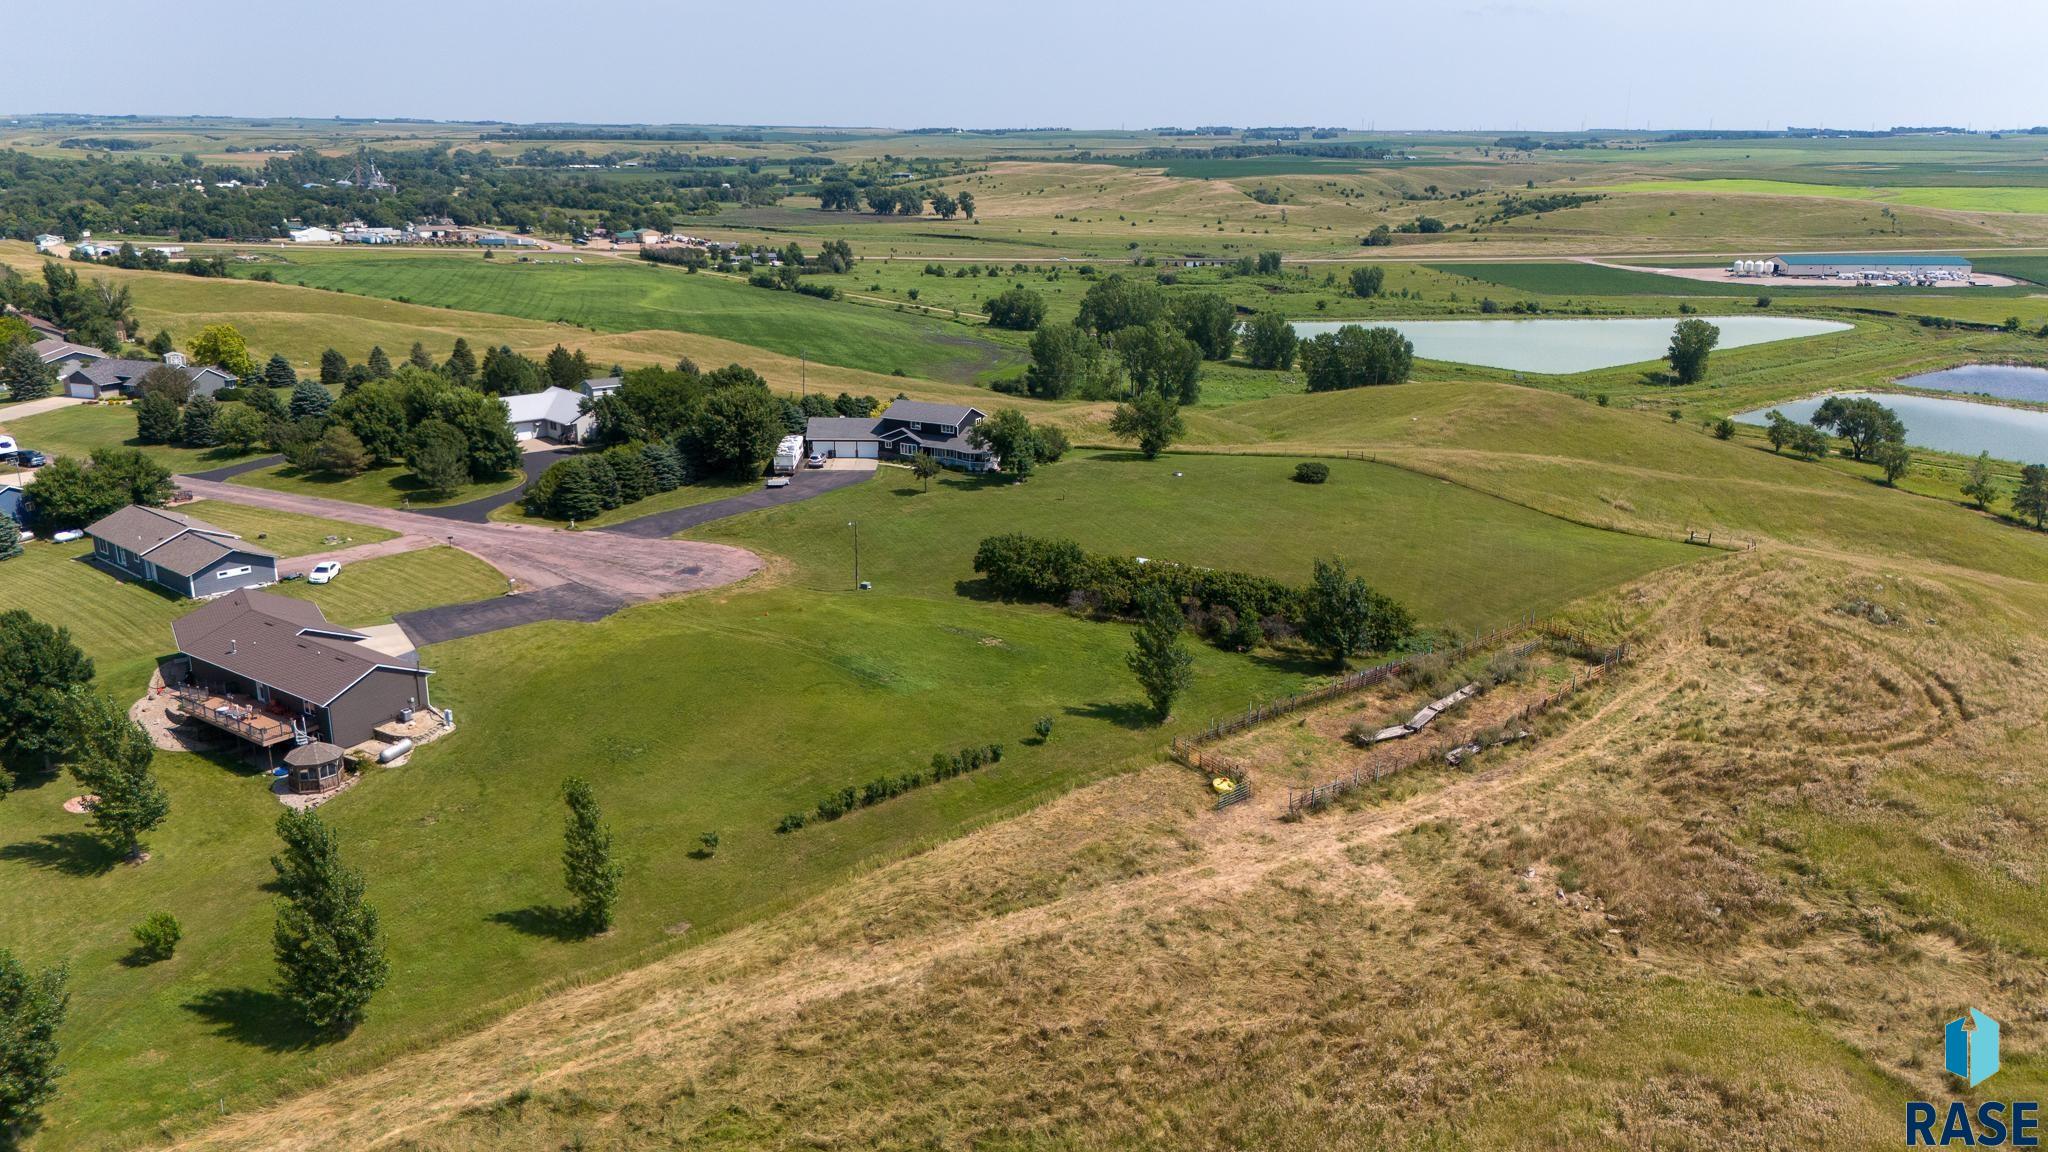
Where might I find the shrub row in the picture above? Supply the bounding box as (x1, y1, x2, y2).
(973, 533, 1302, 630)
(777, 743, 1004, 833)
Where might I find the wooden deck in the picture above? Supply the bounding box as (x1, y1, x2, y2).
(170, 689, 297, 747)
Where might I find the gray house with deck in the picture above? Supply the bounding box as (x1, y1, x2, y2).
(170, 589, 435, 750)
(85, 504, 279, 598)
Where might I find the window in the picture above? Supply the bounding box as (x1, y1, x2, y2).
(214, 565, 252, 579)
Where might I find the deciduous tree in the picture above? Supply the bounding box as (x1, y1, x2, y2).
(0, 947, 68, 1139)
(271, 810, 388, 1032)
(1665, 318, 1720, 384)
(1107, 392, 1185, 459)
(61, 689, 167, 858)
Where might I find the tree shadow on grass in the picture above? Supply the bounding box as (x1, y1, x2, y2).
(1251, 648, 1340, 677)
(0, 831, 121, 877)
(184, 987, 322, 1053)
(1064, 700, 1158, 731)
(486, 905, 588, 943)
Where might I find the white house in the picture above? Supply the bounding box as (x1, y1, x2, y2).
(288, 226, 339, 244)
(503, 387, 593, 444)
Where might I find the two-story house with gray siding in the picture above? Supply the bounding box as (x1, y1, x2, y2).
(84, 504, 279, 598)
(170, 589, 435, 750)
(804, 399, 997, 471)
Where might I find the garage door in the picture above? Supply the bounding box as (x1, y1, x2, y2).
(820, 440, 878, 459)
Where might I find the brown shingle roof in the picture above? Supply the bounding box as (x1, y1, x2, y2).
(171, 589, 428, 706)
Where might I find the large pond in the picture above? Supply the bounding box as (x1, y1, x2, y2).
(1895, 363, 2048, 404)
(1287, 315, 1852, 374)
(1734, 392, 2048, 463)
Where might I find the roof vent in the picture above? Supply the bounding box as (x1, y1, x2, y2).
(228, 640, 237, 655)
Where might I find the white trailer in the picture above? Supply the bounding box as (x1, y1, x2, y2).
(773, 434, 805, 475)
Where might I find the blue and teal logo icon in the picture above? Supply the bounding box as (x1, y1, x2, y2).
(1949, 1009, 2002, 1088)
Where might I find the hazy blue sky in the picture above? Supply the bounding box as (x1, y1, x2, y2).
(7, 0, 2046, 130)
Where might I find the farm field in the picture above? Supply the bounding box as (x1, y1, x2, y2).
(1590, 177, 2048, 215)
(252, 250, 1024, 384)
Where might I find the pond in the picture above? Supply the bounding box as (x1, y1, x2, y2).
(1733, 392, 2048, 463)
(1895, 363, 2048, 405)
(1287, 316, 1852, 374)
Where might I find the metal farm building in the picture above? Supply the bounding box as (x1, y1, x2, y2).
(1768, 253, 1971, 278)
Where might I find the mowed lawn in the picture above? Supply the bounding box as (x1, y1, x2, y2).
(268, 546, 508, 626)
(696, 451, 1700, 633)
(173, 499, 394, 557)
(229, 459, 524, 510)
(259, 251, 1024, 383)
(1, 403, 266, 474)
(0, 442, 1689, 1149)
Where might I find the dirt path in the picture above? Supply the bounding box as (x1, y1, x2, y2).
(279, 534, 439, 573)
(174, 475, 762, 607)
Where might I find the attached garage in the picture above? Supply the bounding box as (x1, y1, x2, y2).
(803, 416, 884, 460)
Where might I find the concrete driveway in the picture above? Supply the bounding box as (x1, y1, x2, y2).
(0, 395, 86, 426)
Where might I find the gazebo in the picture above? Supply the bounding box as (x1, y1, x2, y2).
(282, 742, 347, 795)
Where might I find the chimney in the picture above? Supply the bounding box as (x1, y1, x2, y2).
(228, 640, 236, 655)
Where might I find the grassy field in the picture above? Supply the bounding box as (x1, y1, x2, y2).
(252, 250, 1024, 384)
(0, 440, 1697, 1149)
(169, 499, 394, 556)
(0, 403, 264, 474)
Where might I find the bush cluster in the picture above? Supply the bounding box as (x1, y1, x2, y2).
(779, 744, 1004, 832)
(973, 533, 1315, 651)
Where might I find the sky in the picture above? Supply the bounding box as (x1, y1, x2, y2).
(7, 0, 2047, 131)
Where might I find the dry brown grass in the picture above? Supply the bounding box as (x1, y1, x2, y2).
(161, 541, 2048, 1152)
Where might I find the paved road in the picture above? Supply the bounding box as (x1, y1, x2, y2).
(184, 454, 285, 482)
(411, 447, 574, 523)
(607, 466, 873, 538)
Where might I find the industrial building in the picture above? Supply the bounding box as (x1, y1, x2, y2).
(1733, 253, 1973, 280)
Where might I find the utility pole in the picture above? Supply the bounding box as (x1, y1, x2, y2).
(848, 520, 859, 589)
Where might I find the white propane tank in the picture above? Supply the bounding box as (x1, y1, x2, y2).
(378, 739, 414, 764)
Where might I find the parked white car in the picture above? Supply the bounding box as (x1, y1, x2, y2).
(307, 561, 342, 584)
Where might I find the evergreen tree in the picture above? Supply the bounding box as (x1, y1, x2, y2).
(443, 337, 477, 385)
(561, 777, 623, 933)
(639, 441, 684, 491)
(289, 379, 332, 421)
(147, 329, 175, 356)
(1125, 586, 1193, 722)
(242, 377, 286, 420)
(263, 353, 297, 391)
(0, 342, 55, 401)
(407, 341, 435, 370)
(0, 516, 18, 562)
(551, 465, 604, 522)
(134, 392, 181, 445)
(271, 810, 388, 1033)
(180, 394, 220, 447)
(543, 344, 580, 389)
(317, 348, 347, 387)
(365, 345, 392, 379)
(0, 947, 68, 1139)
(62, 689, 168, 859)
